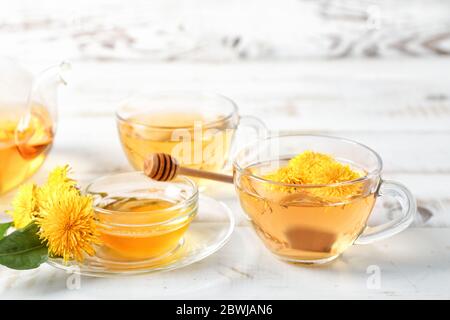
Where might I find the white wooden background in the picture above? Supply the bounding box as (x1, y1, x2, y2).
(1, 0, 450, 299)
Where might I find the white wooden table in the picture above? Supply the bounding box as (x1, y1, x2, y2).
(1, 0, 450, 299)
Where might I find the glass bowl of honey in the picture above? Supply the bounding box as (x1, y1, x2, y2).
(47, 171, 235, 276)
(86, 172, 198, 262)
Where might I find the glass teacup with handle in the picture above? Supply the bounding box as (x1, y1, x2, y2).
(233, 134, 416, 264)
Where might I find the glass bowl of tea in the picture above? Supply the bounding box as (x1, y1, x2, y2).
(233, 134, 416, 265)
(86, 172, 198, 262)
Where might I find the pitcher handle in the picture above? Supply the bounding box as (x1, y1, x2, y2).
(354, 180, 416, 245)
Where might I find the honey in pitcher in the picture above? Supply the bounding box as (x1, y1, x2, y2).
(0, 105, 53, 194)
(95, 197, 196, 261)
(117, 112, 235, 179)
(236, 156, 376, 262)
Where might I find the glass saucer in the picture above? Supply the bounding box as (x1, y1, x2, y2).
(47, 195, 234, 277)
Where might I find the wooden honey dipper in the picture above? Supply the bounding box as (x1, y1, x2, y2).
(143, 153, 234, 184)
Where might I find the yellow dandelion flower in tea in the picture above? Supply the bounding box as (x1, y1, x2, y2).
(36, 187, 100, 262)
(264, 151, 364, 200)
(7, 183, 39, 229)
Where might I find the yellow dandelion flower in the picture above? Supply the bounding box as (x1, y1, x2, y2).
(46, 165, 76, 188)
(36, 190, 100, 262)
(264, 151, 364, 200)
(37, 165, 80, 209)
(7, 183, 39, 229)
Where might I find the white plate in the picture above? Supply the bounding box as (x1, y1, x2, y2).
(47, 195, 234, 277)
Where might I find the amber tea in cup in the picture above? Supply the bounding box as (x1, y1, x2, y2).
(234, 135, 416, 264)
(116, 92, 266, 185)
(86, 172, 198, 262)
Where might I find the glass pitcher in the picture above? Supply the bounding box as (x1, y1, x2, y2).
(0, 57, 69, 194)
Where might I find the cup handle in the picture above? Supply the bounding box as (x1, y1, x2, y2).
(354, 180, 416, 245)
(224, 115, 268, 169)
(238, 115, 269, 140)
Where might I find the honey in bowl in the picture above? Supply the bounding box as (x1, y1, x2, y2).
(87, 173, 198, 262)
